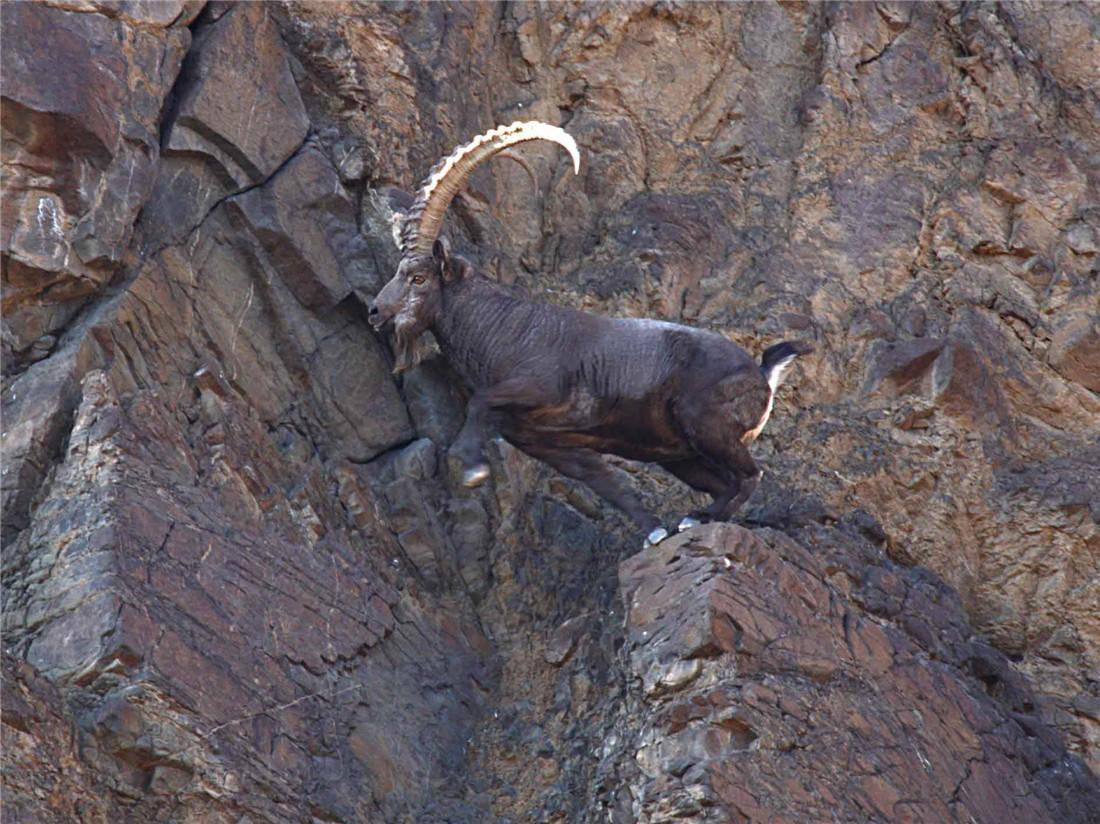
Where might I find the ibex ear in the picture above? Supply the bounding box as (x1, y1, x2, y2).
(433, 238, 458, 283)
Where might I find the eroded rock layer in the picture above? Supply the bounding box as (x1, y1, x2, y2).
(3, 2, 1098, 822)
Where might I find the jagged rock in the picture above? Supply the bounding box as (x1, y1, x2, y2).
(52, 1, 205, 27)
(1, 654, 112, 823)
(227, 144, 375, 311)
(0, 1, 189, 361)
(1048, 304, 1100, 394)
(169, 2, 308, 183)
(3, 2, 1100, 822)
(620, 523, 1099, 823)
(862, 336, 945, 396)
(2, 365, 484, 821)
(138, 2, 310, 248)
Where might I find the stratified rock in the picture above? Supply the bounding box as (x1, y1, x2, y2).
(1, 653, 112, 824)
(1, 2, 189, 359)
(619, 523, 1100, 823)
(2, 364, 482, 822)
(0, 1, 189, 545)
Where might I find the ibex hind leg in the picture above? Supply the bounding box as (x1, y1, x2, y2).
(659, 458, 730, 531)
(675, 376, 768, 522)
(522, 445, 665, 545)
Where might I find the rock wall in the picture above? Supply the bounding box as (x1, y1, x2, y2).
(2, 2, 1098, 822)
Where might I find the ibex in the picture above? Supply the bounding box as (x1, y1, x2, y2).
(369, 122, 812, 545)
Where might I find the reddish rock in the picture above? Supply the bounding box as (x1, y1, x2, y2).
(1, 1, 189, 357)
(1, 654, 112, 823)
(138, 2, 310, 247)
(620, 523, 1098, 823)
(1048, 306, 1100, 394)
(3, 2, 1099, 822)
(227, 145, 374, 311)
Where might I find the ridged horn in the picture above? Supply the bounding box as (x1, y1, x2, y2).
(401, 121, 581, 255)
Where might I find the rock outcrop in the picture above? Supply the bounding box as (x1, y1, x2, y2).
(3, 2, 1098, 822)
(617, 523, 1097, 823)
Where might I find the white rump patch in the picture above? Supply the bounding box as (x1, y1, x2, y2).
(743, 353, 799, 444)
(766, 354, 799, 392)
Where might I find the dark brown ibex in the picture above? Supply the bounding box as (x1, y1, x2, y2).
(369, 121, 811, 545)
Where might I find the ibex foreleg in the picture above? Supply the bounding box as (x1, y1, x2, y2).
(701, 449, 762, 522)
(453, 377, 554, 487)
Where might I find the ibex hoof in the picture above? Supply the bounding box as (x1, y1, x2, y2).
(677, 516, 702, 533)
(462, 463, 491, 488)
(645, 526, 670, 547)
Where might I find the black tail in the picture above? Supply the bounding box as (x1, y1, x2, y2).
(760, 340, 813, 389)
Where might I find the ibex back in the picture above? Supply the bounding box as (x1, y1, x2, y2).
(369, 121, 812, 545)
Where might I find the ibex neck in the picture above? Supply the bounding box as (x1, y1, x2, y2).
(433, 276, 532, 387)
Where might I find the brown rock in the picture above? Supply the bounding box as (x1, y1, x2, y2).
(227, 145, 374, 310)
(139, 2, 309, 247)
(1048, 306, 1100, 393)
(619, 523, 1098, 823)
(862, 336, 945, 396)
(171, 3, 308, 181)
(1, 1, 189, 360)
(4, 2, 1100, 822)
(1, 654, 112, 823)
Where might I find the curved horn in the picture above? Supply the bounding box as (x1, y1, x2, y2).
(401, 120, 581, 255)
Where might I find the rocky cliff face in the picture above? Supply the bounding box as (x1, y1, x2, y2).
(2, 2, 1098, 822)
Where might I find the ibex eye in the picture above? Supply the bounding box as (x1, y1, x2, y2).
(411, 275, 426, 286)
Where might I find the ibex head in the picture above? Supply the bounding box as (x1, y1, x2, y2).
(368, 238, 471, 371)
(368, 121, 580, 371)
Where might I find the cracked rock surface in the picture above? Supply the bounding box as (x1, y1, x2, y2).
(3, 2, 1099, 822)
